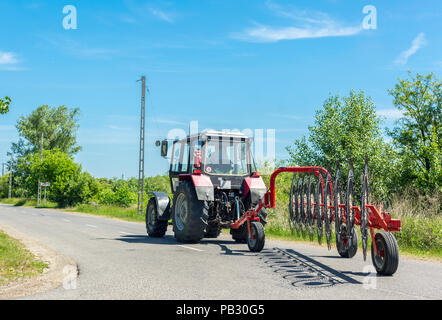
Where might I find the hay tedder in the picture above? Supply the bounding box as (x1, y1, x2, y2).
(149, 131, 401, 276)
(259, 157, 401, 275)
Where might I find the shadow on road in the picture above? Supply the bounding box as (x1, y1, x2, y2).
(114, 235, 361, 289)
(114, 234, 242, 247)
(214, 244, 362, 289)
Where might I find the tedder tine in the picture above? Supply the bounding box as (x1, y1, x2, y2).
(315, 177, 323, 244)
(295, 178, 303, 236)
(324, 175, 333, 250)
(307, 176, 316, 241)
(289, 174, 297, 233)
(333, 166, 343, 240)
(303, 177, 309, 238)
(300, 176, 307, 237)
(360, 155, 370, 261)
(345, 160, 356, 248)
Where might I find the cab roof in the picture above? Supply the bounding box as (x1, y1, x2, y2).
(176, 130, 252, 142)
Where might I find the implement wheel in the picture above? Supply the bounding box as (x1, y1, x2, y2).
(371, 232, 399, 275)
(336, 227, 358, 258)
(247, 221, 265, 252)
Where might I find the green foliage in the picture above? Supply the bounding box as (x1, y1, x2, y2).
(388, 72, 441, 193)
(14, 105, 81, 156)
(0, 96, 11, 114)
(286, 90, 396, 201)
(0, 174, 10, 198)
(18, 149, 95, 207)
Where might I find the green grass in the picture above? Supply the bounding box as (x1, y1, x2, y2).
(63, 203, 145, 222)
(0, 197, 58, 208)
(0, 230, 48, 285)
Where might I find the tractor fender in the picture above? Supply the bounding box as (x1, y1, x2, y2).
(148, 191, 171, 221)
(243, 176, 267, 206)
(179, 174, 214, 201)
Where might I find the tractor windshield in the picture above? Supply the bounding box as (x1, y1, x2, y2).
(204, 138, 250, 175)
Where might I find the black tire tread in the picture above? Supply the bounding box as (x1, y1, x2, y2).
(172, 181, 209, 243)
(371, 232, 399, 275)
(145, 198, 168, 237)
(247, 221, 265, 252)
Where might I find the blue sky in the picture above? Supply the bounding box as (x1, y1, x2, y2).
(0, 0, 441, 178)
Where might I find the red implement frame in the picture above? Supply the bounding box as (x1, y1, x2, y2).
(230, 167, 401, 252)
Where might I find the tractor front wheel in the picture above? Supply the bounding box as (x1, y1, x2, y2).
(247, 221, 265, 252)
(146, 198, 168, 237)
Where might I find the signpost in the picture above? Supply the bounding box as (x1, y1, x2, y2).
(40, 182, 50, 207)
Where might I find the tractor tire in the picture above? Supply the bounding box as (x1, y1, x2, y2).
(336, 227, 358, 258)
(172, 180, 209, 243)
(230, 208, 267, 243)
(146, 198, 168, 237)
(204, 221, 222, 238)
(247, 221, 265, 252)
(371, 232, 399, 275)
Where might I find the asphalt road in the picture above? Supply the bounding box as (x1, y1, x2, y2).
(0, 204, 440, 300)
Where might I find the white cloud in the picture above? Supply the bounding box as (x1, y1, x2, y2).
(0, 51, 19, 65)
(394, 33, 427, 65)
(232, 2, 362, 42)
(235, 24, 361, 42)
(377, 108, 404, 120)
(149, 8, 174, 23)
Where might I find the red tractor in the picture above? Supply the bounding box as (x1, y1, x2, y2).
(146, 131, 268, 251)
(147, 131, 402, 275)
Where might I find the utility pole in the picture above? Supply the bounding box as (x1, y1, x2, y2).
(37, 133, 44, 206)
(2, 162, 4, 176)
(137, 76, 146, 215)
(8, 155, 12, 199)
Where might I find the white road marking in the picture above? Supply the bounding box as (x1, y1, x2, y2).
(178, 245, 204, 252)
(62, 219, 71, 222)
(31, 213, 37, 216)
(119, 231, 134, 235)
(86, 224, 97, 228)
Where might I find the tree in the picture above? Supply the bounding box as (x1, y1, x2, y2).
(388, 72, 441, 193)
(19, 149, 97, 206)
(15, 105, 81, 156)
(286, 90, 396, 201)
(0, 96, 11, 114)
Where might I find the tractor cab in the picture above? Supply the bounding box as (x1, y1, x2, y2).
(165, 131, 257, 193)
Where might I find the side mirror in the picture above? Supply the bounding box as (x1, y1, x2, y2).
(160, 140, 168, 157)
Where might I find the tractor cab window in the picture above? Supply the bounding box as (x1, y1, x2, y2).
(204, 138, 250, 176)
(170, 140, 189, 173)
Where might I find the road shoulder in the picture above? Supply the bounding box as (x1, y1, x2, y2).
(0, 224, 78, 299)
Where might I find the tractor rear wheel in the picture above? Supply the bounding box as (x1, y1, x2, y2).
(371, 232, 399, 275)
(247, 221, 265, 252)
(146, 198, 168, 237)
(172, 181, 209, 243)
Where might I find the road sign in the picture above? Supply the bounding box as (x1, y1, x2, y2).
(41, 182, 51, 187)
